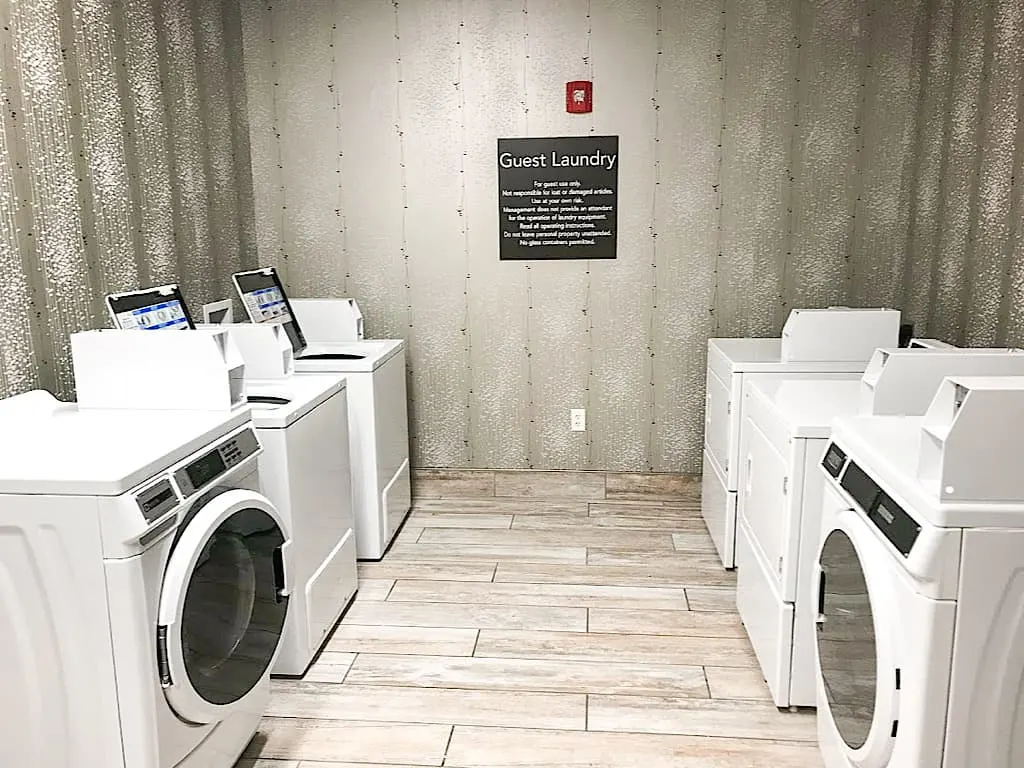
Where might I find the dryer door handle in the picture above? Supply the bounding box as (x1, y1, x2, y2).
(816, 567, 827, 626)
(274, 544, 290, 602)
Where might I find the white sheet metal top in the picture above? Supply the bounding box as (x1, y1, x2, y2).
(829, 415, 1024, 528)
(245, 373, 346, 429)
(748, 378, 861, 438)
(708, 337, 873, 374)
(295, 338, 404, 373)
(0, 390, 250, 496)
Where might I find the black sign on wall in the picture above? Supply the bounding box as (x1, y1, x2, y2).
(498, 135, 618, 261)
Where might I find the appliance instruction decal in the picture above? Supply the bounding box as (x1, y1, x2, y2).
(497, 135, 618, 260)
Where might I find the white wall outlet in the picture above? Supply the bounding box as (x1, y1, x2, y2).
(570, 408, 586, 431)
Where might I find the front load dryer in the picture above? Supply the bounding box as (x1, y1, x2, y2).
(812, 376, 1024, 767)
(0, 391, 290, 768)
(233, 266, 412, 560)
(245, 374, 358, 675)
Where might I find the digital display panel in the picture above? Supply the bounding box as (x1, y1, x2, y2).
(117, 299, 189, 330)
(243, 286, 289, 323)
(185, 449, 227, 490)
(232, 268, 307, 356)
(867, 491, 921, 557)
(107, 285, 196, 331)
(822, 443, 847, 478)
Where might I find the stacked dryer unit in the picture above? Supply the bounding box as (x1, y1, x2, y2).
(734, 347, 1024, 708)
(0, 390, 289, 768)
(702, 308, 901, 569)
(232, 267, 412, 560)
(96, 286, 359, 676)
(814, 377, 1024, 767)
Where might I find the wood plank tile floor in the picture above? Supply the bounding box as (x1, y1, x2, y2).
(238, 473, 822, 768)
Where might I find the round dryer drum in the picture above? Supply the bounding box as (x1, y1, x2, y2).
(158, 489, 289, 724)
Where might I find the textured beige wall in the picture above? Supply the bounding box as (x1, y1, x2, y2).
(902, 0, 1024, 347)
(240, 0, 961, 472)
(0, 0, 255, 399)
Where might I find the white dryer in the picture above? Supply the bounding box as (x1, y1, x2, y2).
(233, 267, 412, 560)
(737, 347, 1024, 708)
(813, 377, 1024, 767)
(703, 307, 900, 568)
(0, 391, 290, 768)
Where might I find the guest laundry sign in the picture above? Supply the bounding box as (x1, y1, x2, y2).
(497, 135, 618, 260)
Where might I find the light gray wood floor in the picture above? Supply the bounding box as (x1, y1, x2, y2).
(237, 470, 822, 767)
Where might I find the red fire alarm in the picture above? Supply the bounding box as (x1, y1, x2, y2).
(566, 81, 593, 113)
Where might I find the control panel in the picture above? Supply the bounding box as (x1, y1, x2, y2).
(836, 458, 922, 557)
(822, 442, 847, 479)
(135, 478, 179, 523)
(174, 427, 260, 496)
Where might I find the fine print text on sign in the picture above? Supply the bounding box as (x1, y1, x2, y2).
(498, 135, 618, 261)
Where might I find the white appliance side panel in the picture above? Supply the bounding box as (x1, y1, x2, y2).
(283, 388, 353, 572)
(104, 534, 181, 768)
(268, 389, 354, 674)
(344, 372, 381, 558)
(383, 457, 412, 548)
(303, 529, 357, 662)
(945, 528, 1024, 768)
(700, 450, 736, 568)
(704, 364, 733, 481)
(372, 351, 411, 533)
(739, 419, 791, 598)
(883, 559, 957, 768)
(790, 574, 818, 707)
(736, 518, 794, 708)
(0, 496, 125, 768)
(790, 439, 828, 706)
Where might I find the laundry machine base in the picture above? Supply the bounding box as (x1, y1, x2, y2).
(736, 518, 816, 708)
(273, 529, 358, 676)
(175, 708, 262, 768)
(701, 448, 736, 569)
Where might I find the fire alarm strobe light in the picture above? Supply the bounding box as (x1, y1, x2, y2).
(566, 81, 593, 114)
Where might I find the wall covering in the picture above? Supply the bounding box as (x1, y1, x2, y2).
(0, 0, 255, 399)
(242, 0, 1024, 473)
(2, 0, 1018, 474)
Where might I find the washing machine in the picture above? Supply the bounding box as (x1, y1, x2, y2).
(101, 286, 360, 673)
(0, 390, 290, 768)
(703, 307, 900, 568)
(736, 347, 1024, 708)
(812, 376, 1024, 767)
(246, 374, 358, 675)
(233, 267, 412, 560)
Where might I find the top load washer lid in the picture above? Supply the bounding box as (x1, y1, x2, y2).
(0, 391, 250, 496)
(748, 379, 861, 439)
(295, 339, 405, 372)
(827, 415, 1024, 529)
(708, 337, 874, 376)
(245, 373, 347, 429)
(105, 283, 196, 331)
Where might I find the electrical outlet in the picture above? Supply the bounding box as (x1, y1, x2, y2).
(570, 408, 586, 432)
